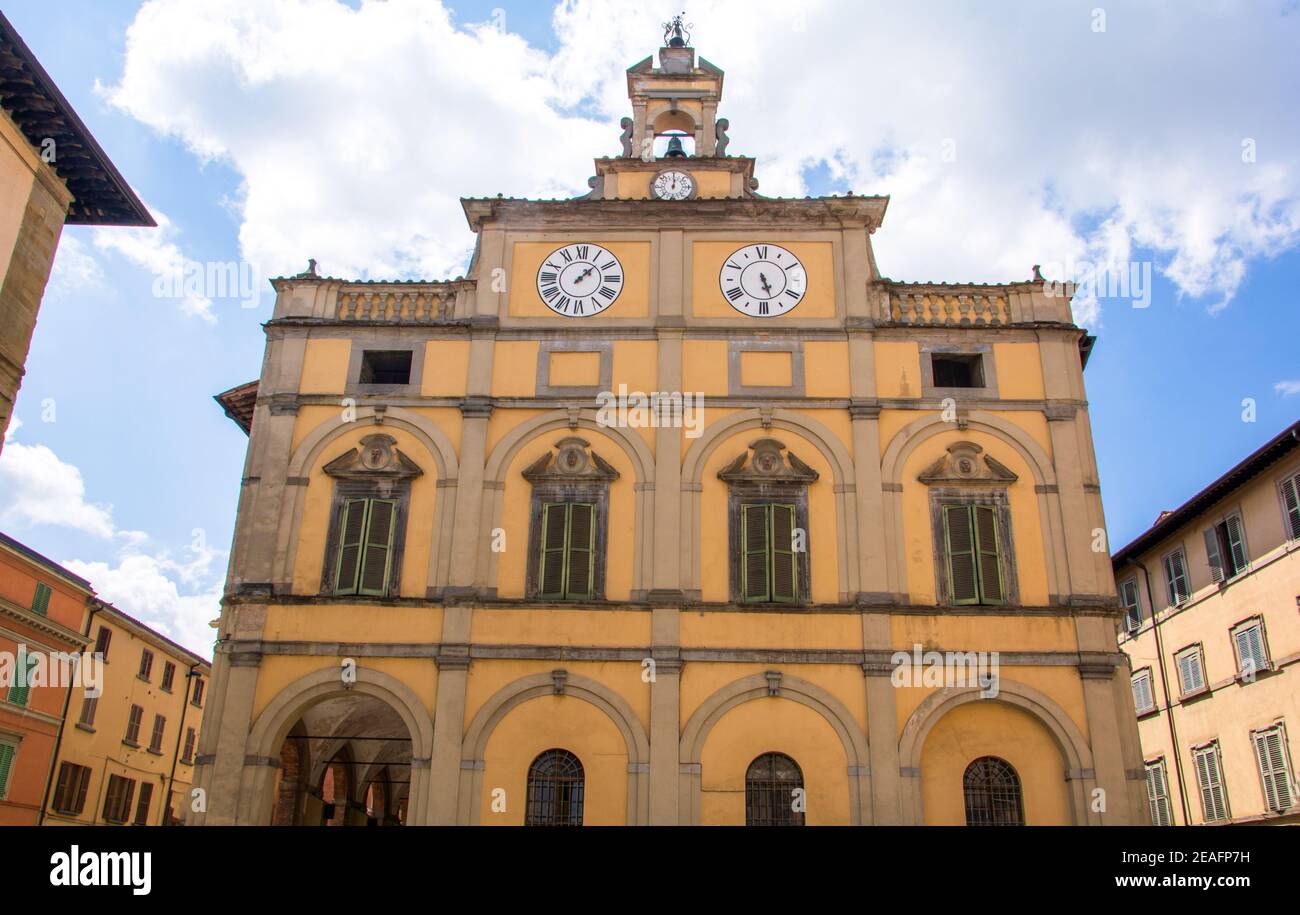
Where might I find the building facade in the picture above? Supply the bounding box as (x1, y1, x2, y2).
(1115, 419, 1300, 826)
(198, 33, 1149, 826)
(43, 604, 211, 826)
(0, 13, 153, 453)
(0, 532, 92, 825)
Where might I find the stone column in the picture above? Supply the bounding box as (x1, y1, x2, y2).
(427, 622, 471, 825)
(648, 608, 681, 824)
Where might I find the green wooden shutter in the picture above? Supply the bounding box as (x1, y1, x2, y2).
(32, 582, 51, 616)
(1120, 579, 1141, 631)
(538, 503, 568, 598)
(770, 504, 797, 602)
(0, 743, 15, 799)
(742, 504, 771, 602)
(334, 499, 368, 595)
(358, 499, 397, 595)
(944, 505, 980, 605)
(1282, 475, 1300, 540)
(1224, 515, 1247, 574)
(972, 504, 1004, 604)
(6, 653, 36, 707)
(564, 503, 595, 598)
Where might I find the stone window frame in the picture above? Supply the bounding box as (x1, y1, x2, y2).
(1173, 642, 1208, 699)
(318, 479, 414, 599)
(344, 335, 426, 396)
(726, 484, 813, 604)
(1130, 667, 1156, 716)
(727, 338, 806, 398)
(524, 481, 614, 601)
(927, 487, 1019, 608)
(535, 340, 613, 398)
(919, 342, 1000, 400)
(1229, 614, 1272, 680)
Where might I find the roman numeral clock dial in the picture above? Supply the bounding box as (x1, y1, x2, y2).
(536, 243, 624, 317)
(719, 244, 806, 317)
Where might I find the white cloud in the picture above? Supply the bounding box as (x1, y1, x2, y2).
(63, 552, 221, 657)
(1275, 380, 1300, 397)
(0, 435, 116, 538)
(47, 234, 104, 295)
(100, 0, 1300, 328)
(91, 207, 216, 323)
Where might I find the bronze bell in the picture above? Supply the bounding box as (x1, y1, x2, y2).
(664, 136, 687, 158)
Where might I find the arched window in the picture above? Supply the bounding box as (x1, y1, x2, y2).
(963, 756, 1024, 826)
(745, 752, 805, 826)
(525, 749, 585, 826)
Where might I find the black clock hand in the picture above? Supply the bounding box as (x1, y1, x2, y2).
(759, 272, 773, 295)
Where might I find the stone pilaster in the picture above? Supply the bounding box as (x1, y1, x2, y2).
(861, 613, 902, 824)
(648, 607, 681, 824)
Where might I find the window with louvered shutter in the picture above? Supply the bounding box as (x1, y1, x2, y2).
(1119, 578, 1142, 632)
(770, 504, 797, 602)
(149, 715, 165, 752)
(1224, 515, 1247, 575)
(1145, 760, 1172, 826)
(564, 503, 595, 598)
(5, 653, 37, 707)
(1233, 621, 1269, 677)
(134, 782, 153, 826)
(1131, 671, 1154, 713)
(358, 499, 396, 595)
(103, 774, 135, 824)
(538, 503, 568, 598)
(742, 504, 771, 602)
(78, 694, 98, 727)
(0, 742, 16, 800)
(93, 626, 111, 660)
(536, 502, 597, 600)
(1280, 474, 1300, 540)
(125, 704, 143, 745)
(943, 504, 1005, 606)
(1204, 526, 1224, 583)
(138, 648, 153, 681)
(53, 762, 92, 816)
(1164, 550, 1190, 605)
(333, 498, 368, 595)
(739, 504, 799, 604)
(1176, 647, 1205, 694)
(161, 662, 175, 692)
(32, 582, 51, 615)
(1253, 725, 1294, 812)
(1193, 743, 1229, 822)
(182, 728, 196, 764)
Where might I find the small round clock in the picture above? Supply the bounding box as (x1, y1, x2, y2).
(651, 169, 695, 200)
(719, 243, 807, 317)
(536, 243, 624, 317)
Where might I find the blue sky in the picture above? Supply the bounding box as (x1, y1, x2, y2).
(1, 1, 1298, 653)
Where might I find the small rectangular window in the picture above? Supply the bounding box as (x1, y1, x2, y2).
(1280, 473, 1300, 540)
(31, 582, 52, 616)
(1252, 724, 1294, 812)
(359, 350, 412, 386)
(1193, 742, 1229, 823)
(124, 704, 143, 745)
(1232, 619, 1270, 678)
(0, 741, 17, 800)
(138, 648, 154, 682)
(78, 693, 98, 728)
(133, 782, 153, 826)
(1205, 515, 1248, 582)
(1119, 577, 1142, 632)
(1175, 645, 1206, 695)
(149, 715, 166, 753)
(1131, 671, 1154, 714)
(103, 774, 135, 824)
(93, 626, 112, 661)
(52, 762, 93, 816)
(942, 503, 1005, 606)
(1145, 759, 1173, 826)
(161, 661, 175, 692)
(192, 679, 205, 708)
(182, 727, 196, 764)
(1163, 549, 1190, 606)
(931, 353, 985, 388)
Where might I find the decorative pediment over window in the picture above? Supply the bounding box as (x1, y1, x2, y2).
(522, 437, 620, 484)
(323, 434, 424, 489)
(918, 441, 1018, 486)
(718, 438, 819, 485)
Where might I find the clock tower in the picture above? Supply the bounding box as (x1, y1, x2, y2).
(200, 24, 1149, 827)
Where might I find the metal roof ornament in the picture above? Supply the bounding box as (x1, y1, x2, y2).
(663, 12, 692, 48)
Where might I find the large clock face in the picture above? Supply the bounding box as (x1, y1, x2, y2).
(536, 243, 624, 317)
(652, 169, 695, 200)
(719, 243, 806, 317)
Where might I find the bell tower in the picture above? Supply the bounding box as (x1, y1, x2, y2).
(625, 14, 725, 158)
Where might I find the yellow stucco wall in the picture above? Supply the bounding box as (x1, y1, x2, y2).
(508, 241, 651, 318)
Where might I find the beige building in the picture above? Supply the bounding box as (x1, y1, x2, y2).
(43, 603, 211, 826)
(0, 13, 153, 451)
(1114, 418, 1300, 825)
(198, 28, 1148, 826)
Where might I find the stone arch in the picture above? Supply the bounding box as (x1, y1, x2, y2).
(275, 405, 460, 596)
(878, 410, 1064, 602)
(678, 672, 871, 825)
(896, 678, 1095, 825)
(457, 671, 650, 825)
(478, 409, 656, 597)
(239, 666, 434, 825)
(680, 408, 859, 600)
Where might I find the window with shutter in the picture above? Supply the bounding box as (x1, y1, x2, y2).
(31, 582, 51, 615)
(738, 503, 799, 604)
(333, 498, 367, 594)
(1233, 620, 1269, 677)
(943, 504, 1005, 606)
(161, 661, 175, 692)
(1131, 671, 1154, 713)
(182, 728, 196, 764)
(93, 626, 111, 660)
(5, 652, 37, 707)
(149, 715, 166, 753)
(53, 762, 92, 816)
(0, 741, 16, 800)
(124, 704, 143, 745)
(1145, 760, 1173, 826)
(1175, 646, 1205, 695)
(1253, 725, 1294, 812)
(1280, 473, 1300, 540)
(332, 498, 399, 597)
(103, 774, 135, 824)
(78, 694, 98, 727)
(134, 782, 153, 826)
(138, 648, 153, 681)
(537, 502, 597, 600)
(1163, 549, 1190, 606)
(1193, 743, 1229, 822)
(1206, 517, 1248, 581)
(1119, 578, 1142, 632)
(742, 503, 770, 602)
